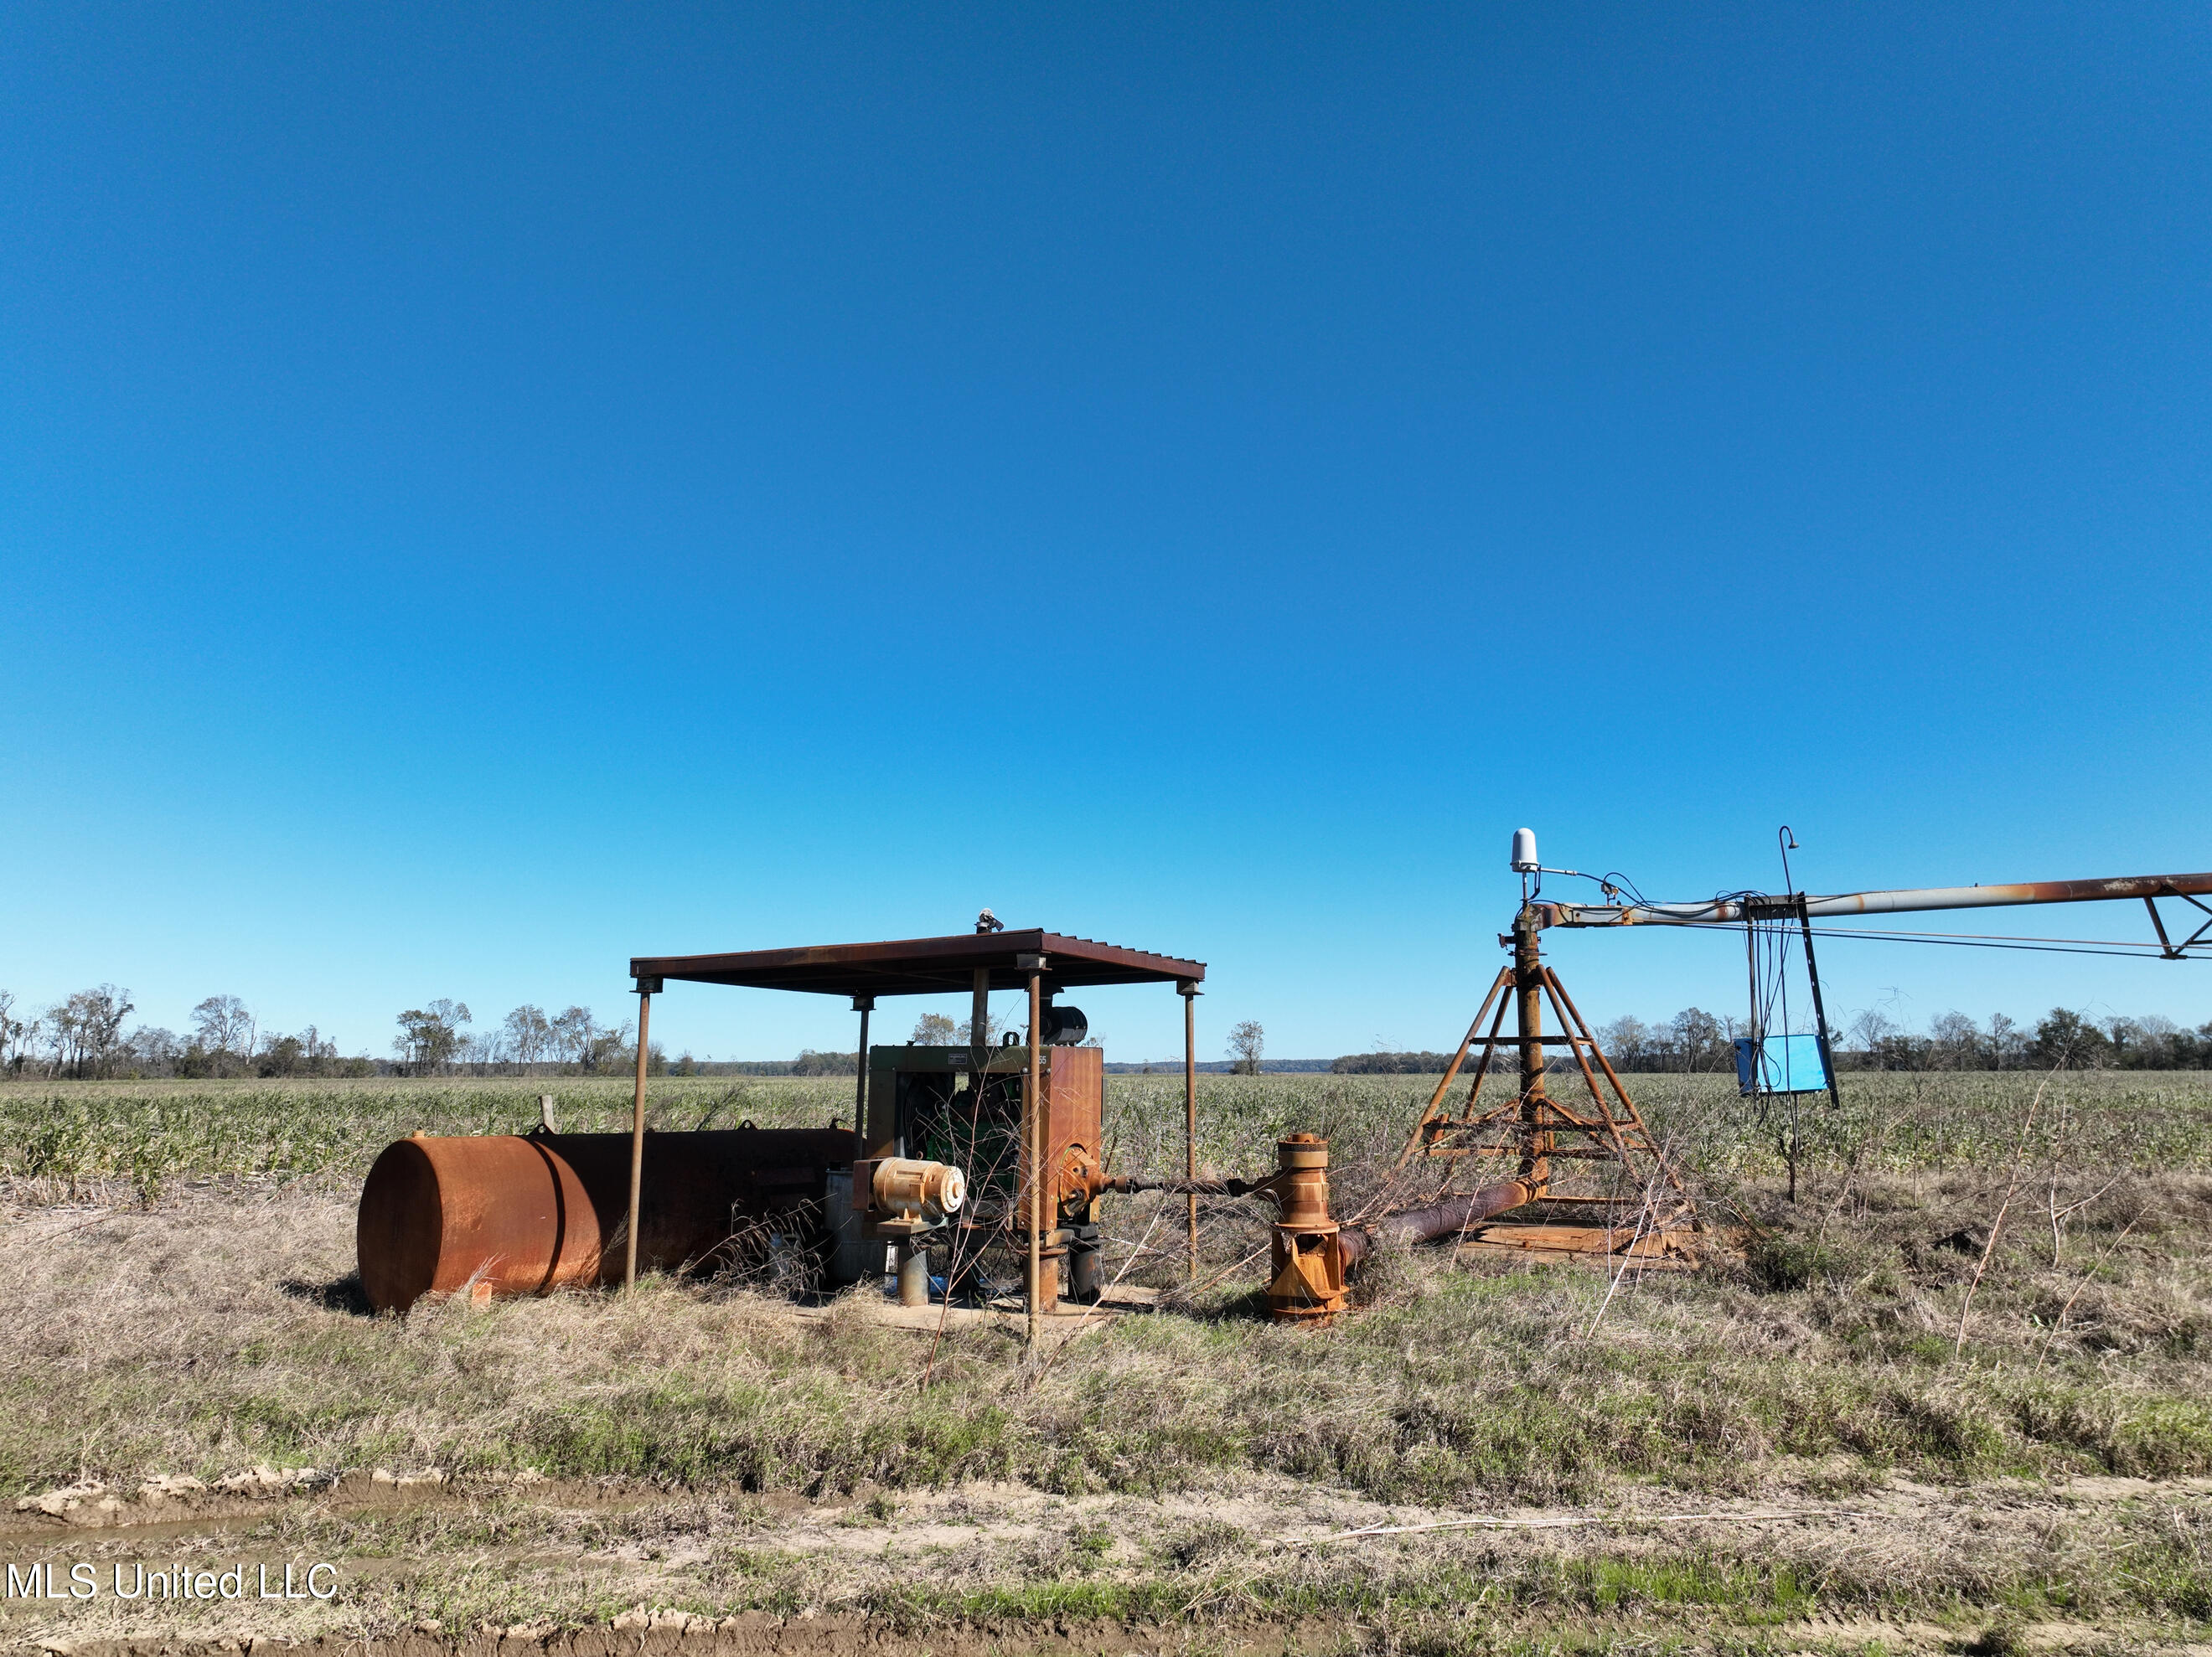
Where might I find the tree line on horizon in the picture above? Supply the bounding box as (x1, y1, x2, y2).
(8, 983, 2210, 1081)
(1329, 1004, 2212, 1074)
(0, 988, 654, 1081)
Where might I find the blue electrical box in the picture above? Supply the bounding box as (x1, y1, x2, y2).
(1734, 1033, 1830, 1096)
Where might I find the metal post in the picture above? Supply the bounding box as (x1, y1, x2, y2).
(970, 968, 990, 1071)
(624, 978, 660, 1293)
(1744, 916, 1762, 1078)
(1021, 958, 1046, 1345)
(851, 996, 873, 1136)
(1793, 895, 1842, 1113)
(1512, 911, 1550, 1193)
(1179, 980, 1200, 1279)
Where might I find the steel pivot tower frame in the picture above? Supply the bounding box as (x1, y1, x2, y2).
(1395, 905, 1699, 1252)
(1396, 846, 2212, 1257)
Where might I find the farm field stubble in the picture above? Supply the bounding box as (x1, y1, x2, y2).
(1, 1070, 2209, 1655)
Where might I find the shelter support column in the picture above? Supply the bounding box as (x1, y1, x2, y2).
(625, 976, 662, 1293)
(1179, 980, 1201, 1279)
(1019, 952, 1047, 1345)
(851, 996, 873, 1134)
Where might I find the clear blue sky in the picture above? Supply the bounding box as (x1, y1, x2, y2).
(3, 4, 2208, 1062)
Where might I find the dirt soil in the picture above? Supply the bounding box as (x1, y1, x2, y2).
(4, 1467, 2210, 1656)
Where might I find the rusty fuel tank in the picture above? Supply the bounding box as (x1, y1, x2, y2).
(356, 1126, 858, 1313)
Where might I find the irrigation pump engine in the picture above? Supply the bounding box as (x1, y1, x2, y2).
(864, 1022, 1110, 1308)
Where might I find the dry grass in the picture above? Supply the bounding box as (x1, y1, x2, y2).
(2, 1070, 2209, 1650)
(3, 1169, 2207, 1505)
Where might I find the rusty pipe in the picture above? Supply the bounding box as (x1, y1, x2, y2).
(1542, 870, 2212, 929)
(1337, 1179, 1538, 1270)
(356, 1127, 858, 1313)
(1101, 1173, 1269, 1198)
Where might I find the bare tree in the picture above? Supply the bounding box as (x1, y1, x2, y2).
(394, 999, 472, 1075)
(1986, 1012, 2027, 1069)
(1928, 1010, 1981, 1070)
(127, 1027, 183, 1074)
(550, 1005, 599, 1068)
(502, 1005, 555, 1068)
(956, 1011, 1009, 1047)
(1227, 1019, 1264, 1076)
(1848, 1006, 1901, 1056)
(0, 991, 23, 1074)
(190, 996, 256, 1066)
(45, 986, 136, 1078)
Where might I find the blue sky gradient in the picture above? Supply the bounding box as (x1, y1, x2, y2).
(3, 4, 2208, 1061)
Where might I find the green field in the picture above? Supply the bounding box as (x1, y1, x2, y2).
(8, 1066, 2212, 1190)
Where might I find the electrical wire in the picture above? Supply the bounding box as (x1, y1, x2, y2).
(1668, 920, 2204, 960)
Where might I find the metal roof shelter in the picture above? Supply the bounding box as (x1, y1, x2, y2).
(620, 924, 1207, 1341)
(629, 931, 1206, 999)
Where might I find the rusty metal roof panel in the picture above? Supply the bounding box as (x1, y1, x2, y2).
(628, 930, 1205, 997)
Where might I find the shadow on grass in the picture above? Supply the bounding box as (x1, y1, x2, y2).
(281, 1272, 375, 1315)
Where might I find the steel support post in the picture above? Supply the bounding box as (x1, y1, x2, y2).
(1179, 980, 1200, 1279)
(970, 968, 990, 1073)
(624, 978, 660, 1293)
(1021, 958, 1046, 1345)
(851, 996, 872, 1135)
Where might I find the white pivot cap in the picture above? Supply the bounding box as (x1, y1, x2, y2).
(1510, 828, 1539, 872)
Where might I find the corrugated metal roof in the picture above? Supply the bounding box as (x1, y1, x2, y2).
(629, 929, 1204, 998)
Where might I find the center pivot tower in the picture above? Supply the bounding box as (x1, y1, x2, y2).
(1396, 831, 1701, 1260)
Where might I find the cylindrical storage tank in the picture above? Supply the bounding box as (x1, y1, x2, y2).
(357, 1127, 859, 1313)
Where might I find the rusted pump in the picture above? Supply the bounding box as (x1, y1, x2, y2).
(1123, 1134, 1551, 1325)
(1257, 1134, 1342, 1323)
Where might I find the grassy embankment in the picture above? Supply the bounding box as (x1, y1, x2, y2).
(0, 1071, 2208, 1652)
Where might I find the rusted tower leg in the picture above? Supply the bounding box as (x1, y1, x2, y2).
(1513, 912, 1551, 1196)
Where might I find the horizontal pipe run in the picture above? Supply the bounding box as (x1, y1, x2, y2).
(1105, 1174, 1272, 1198)
(1542, 870, 2212, 930)
(1338, 1180, 1538, 1270)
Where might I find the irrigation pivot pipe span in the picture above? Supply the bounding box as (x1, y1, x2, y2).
(1533, 870, 2212, 939)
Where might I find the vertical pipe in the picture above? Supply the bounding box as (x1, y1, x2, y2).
(1181, 982, 1198, 1279)
(1744, 919, 1763, 1092)
(852, 996, 872, 1136)
(971, 968, 990, 1070)
(1513, 911, 1550, 1192)
(1026, 968, 1043, 1345)
(624, 983, 654, 1293)
(896, 1238, 928, 1307)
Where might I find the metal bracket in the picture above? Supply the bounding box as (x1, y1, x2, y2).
(2146, 890, 2212, 959)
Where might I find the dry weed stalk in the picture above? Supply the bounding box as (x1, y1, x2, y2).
(1952, 1064, 2058, 1360)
